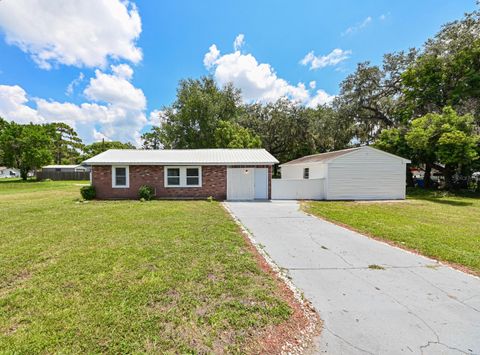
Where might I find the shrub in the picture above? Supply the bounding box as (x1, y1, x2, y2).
(80, 185, 96, 200)
(138, 185, 155, 201)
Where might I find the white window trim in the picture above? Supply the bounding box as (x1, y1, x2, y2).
(112, 166, 129, 188)
(164, 166, 202, 188)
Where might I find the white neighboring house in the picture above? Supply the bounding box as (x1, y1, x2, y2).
(0, 167, 20, 178)
(274, 146, 411, 200)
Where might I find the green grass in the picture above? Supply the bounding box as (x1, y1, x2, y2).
(304, 188, 480, 274)
(0, 181, 290, 353)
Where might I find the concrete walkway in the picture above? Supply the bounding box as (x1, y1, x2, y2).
(225, 201, 480, 355)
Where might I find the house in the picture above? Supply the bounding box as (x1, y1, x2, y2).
(274, 146, 410, 200)
(83, 149, 278, 200)
(0, 167, 20, 178)
(41, 165, 90, 173)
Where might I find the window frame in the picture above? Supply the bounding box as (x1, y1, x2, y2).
(303, 167, 310, 179)
(112, 165, 129, 188)
(164, 166, 202, 188)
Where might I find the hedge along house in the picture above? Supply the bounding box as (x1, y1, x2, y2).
(275, 146, 410, 200)
(83, 149, 278, 200)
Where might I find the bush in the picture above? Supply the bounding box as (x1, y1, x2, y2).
(80, 185, 96, 200)
(138, 185, 155, 201)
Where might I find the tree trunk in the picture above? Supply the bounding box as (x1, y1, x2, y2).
(406, 165, 414, 187)
(20, 166, 29, 181)
(443, 164, 455, 190)
(424, 162, 433, 189)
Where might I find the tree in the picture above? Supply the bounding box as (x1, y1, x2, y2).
(306, 106, 355, 153)
(82, 141, 136, 160)
(46, 122, 83, 164)
(402, 10, 480, 122)
(158, 77, 243, 148)
(405, 107, 479, 189)
(335, 50, 417, 144)
(0, 122, 53, 180)
(240, 99, 314, 166)
(213, 120, 261, 148)
(141, 126, 163, 149)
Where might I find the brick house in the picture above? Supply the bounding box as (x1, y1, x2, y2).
(83, 149, 278, 200)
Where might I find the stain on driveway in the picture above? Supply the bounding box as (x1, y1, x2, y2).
(225, 201, 480, 354)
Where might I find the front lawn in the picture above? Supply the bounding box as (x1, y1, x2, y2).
(304, 189, 480, 275)
(0, 181, 291, 353)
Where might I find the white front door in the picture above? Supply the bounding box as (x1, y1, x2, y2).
(227, 168, 254, 200)
(254, 168, 268, 199)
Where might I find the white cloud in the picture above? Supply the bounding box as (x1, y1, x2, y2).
(148, 109, 166, 126)
(379, 12, 391, 21)
(66, 73, 85, 96)
(342, 16, 372, 36)
(300, 49, 351, 70)
(309, 81, 316, 89)
(0, 0, 142, 69)
(84, 64, 146, 110)
(0, 85, 43, 123)
(233, 34, 245, 51)
(204, 36, 334, 107)
(203, 44, 220, 69)
(93, 129, 111, 142)
(206, 48, 309, 103)
(306, 89, 335, 108)
(0, 65, 149, 144)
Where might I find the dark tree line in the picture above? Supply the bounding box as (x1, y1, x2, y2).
(0, 118, 135, 180)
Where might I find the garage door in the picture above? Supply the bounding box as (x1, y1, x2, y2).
(227, 168, 268, 200)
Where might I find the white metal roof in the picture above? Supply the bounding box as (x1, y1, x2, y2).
(280, 146, 410, 166)
(83, 149, 279, 165)
(42, 165, 82, 169)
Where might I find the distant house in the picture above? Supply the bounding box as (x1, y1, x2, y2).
(41, 165, 90, 173)
(274, 146, 411, 200)
(83, 149, 278, 200)
(0, 167, 20, 178)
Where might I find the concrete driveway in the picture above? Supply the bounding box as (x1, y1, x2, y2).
(225, 201, 480, 355)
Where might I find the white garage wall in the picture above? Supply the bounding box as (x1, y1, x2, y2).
(272, 178, 325, 200)
(326, 148, 406, 200)
(280, 163, 327, 179)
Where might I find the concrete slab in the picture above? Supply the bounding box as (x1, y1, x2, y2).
(225, 201, 480, 355)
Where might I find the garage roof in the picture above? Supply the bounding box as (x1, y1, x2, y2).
(83, 149, 279, 166)
(281, 146, 410, 166)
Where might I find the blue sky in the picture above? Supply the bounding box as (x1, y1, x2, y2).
(0, 0, 477, 144)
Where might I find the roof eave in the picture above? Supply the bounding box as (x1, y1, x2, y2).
(85, 161, 278, 166)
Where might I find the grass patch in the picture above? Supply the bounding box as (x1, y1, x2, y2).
(0, 181, 291, 353)
(304, 188, 480, 274)
(368, 264, 385, 270)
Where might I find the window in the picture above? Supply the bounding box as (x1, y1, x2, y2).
(303, 167, 309, 179)
(167, 168, 180, 186)
(186, 168, 200, 186)
(112, 166, 129, 188)
(165, 166, 202, 187)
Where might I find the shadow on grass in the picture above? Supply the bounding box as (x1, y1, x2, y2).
(424, 199, 473, 207)
(0, 178, 37, 184)
(407, 187, 478, 206)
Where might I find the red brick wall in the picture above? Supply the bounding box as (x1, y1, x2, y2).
(92, 164, 273, 200)
(92, 165, 227, 200)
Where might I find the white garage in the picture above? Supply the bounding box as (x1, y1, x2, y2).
(275, 146, 410, 200)
(227, 167, 269, 200)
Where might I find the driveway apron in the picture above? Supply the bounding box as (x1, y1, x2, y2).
(225, 201, 480, 355)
